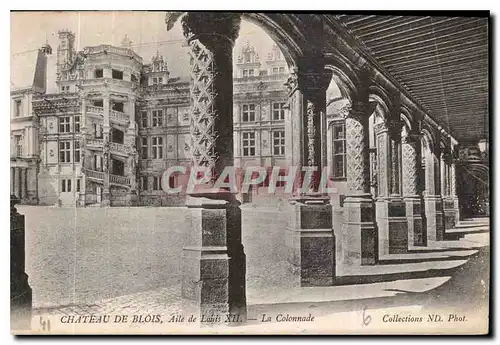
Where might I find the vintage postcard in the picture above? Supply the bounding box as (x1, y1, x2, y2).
(10, 11, 490, 335)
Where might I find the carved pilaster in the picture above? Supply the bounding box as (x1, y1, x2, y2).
(388, 119, 403, 196)
(341, 99, 378, 266)
(344, 101, 371, 195)
(181, 13, 241, 186)
(402, 133, 425, 246)
(402, 133, 421, 197)
(167, 12, 246, 325)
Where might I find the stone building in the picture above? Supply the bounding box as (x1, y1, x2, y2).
(10, 42, 52, 203)
(34, 31, 143, 207)
(16, 13, 489, 318)
(31, 33, 294, 207)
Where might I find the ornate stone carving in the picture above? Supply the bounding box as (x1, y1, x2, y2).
(346, 105, 369, 194)
(373, 121, 387, 134)
(181, 13, 241, 48)
(402, 140, 419, 197)
(187, 36, 218, 170)
(377, 134, 386, 196)
(306, 101, 317, 167)
(391, 140, 400, 195)
(337, 102, 351, 119)
(450, 162, 457, 196)
(151, 51, 169, 72)
(283, 72, 298, 95)
(175, 13, 241, 178)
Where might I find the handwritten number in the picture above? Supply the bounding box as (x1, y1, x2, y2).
(39, 316, 51, 332)
(362, 306, 372, 327)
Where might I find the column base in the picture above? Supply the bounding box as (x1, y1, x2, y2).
(341, 194, 377, 266)
(376, 197, 409, 255)
(286, 196, 335, 286)
(424, 195, 445, 241)
(404, 196, 426, 246)
(453, 196, 461, 225)
(126, 190, 138, 206)
(102, 189, 110, 207)
(443, 197, 457, 230)
(182, 196, 246, 325)
(78, 193, 86, 207)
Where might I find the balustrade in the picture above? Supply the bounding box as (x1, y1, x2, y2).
(110, 174, 130, 186)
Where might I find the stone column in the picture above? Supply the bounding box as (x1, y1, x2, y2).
(286, 65, 335, 286)
(11, 195, 32, 331)
(442, 151, 456, 229)
(126, 96, 138, 206)
(167, 12, 246, 324)
(81, 96, 87, 133)
(440, 152, 447, 199)
(342, 100, 377, 266)
(102, 94, 111, 207)
(450, 150, 460, 225)
(14, 167, 20, 199)
(375, 119, 408, 256)
(18, 168, 24, 202)
(11, 167, 15, 195)
(423, 142, 445, 241)
(402, 132, 425, 246)
(23, 168, 28, 201)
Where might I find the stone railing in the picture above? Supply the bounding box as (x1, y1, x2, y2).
(87, 138, 103, 148)
(110, 110, 129, 124)
(86, 170, 104, 181)
(86, 105, 104, 116)
(109, 142, 131, 155)
(83, 45, 142, 62)
(110, 174, 130, 186)
(233, 73, 289, 83)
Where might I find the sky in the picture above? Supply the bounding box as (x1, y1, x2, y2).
(11, 11, 280, 92)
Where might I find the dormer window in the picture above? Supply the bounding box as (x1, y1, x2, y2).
(112, 69, 123, 80)
(95, 68, 103, 78)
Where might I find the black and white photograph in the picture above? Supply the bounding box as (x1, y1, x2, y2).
(9, 11, 491, 335)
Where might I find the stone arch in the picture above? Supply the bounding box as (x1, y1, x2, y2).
(421, 124, 437, 154)
(400, 106, 413, 132)
(242, 13, 306, 69)
(368, 93, 390, 123)
(421, 128, 437, 196)
(165, 12, 311, 71)
(324, 57, 360, 102)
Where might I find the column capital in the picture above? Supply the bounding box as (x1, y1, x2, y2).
(284, 72, 299, 96)
(338, 101, 377, 121)
(180, 12, 242, 48)
(388, 118, 404, 140)
(284, 65, 331, 98)
(402, 131, 422, 145)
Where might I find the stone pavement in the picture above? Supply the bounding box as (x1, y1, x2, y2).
(28, 217, 489, 333)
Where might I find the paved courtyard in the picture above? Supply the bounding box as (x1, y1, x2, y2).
(20, 204, 293, 309)
(17, 205, 489, 333)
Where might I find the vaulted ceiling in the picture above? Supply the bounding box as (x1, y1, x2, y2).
(333, 14, 489, 144)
